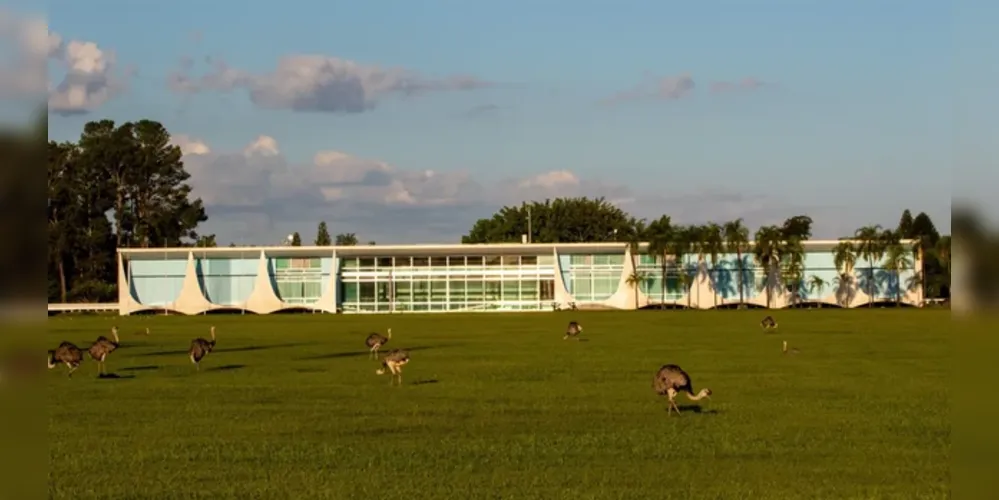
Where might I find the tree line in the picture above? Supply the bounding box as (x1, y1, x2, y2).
(461, 197, 951, 303)
(48, 118, 951, 305)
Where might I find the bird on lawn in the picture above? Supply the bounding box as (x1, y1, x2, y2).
(782, 340, 799, 355)
(653, 364, 712, 415)
(375, 349, 409, 386)
(47, 341, 84, 377)
(86, 326, 121, 375)
(365, 328, 391, 359)
(188, 326, 217, 370)
(760, 315, 778, 331)
(563, 321, 583, 340)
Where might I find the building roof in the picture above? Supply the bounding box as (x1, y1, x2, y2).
(118, 239, 919, 259)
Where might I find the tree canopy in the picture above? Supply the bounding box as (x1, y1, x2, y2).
(48, 119, 208, 302)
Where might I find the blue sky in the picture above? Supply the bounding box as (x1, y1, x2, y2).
(40, 0, 987, 243)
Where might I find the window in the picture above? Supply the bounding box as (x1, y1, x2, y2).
(448, 256, 465, 266)
(466, 280, 484, 301)
(430, 280, 448, 302)
(412, 257, 429, 267)
(502, 280, 519, 301)
(395, 257, 412, 267)
(342, 282, 359, 301)
(394, 281, 412, 302)
(485, 256, 501, 267)
(484, 280, 501, 300)
(466, 256, 484, 267)
(570, 255, 591, 265)
(449, 281, 466, 301)
(501, 255, 519, 266)
(520, 280, 539, 300)
(574, 277, 592, 298)
(358, 258, 375, 269)
(377, 257, 393, 268)
(341, 258, 358, 270)
(540, 279, 555, 300)
(431, 257, 448, 268)
(377, 282, 391, 302)
(359, 282, 375, 302)
(521, 255, 538, 266)
(412, 280, 429, 301)
(538, 255, 554, 266)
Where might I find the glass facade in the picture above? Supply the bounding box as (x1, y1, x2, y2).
(635, 254, 690, 302)
(272, 257, 324, 305)
(565, 253, 624, 301)
(338, 254, 557, 312)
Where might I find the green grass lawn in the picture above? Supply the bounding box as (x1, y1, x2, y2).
(47, 310, 950, 499)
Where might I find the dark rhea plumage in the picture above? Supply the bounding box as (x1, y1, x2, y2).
(365, 328, 391, 358)
(86, 327, 120, 374)
(653, 363, 712, 414)
(563, 321, 583, 340)
(760, 315, 777, 329)
(48, 341, 84, 377)
(188, 326, 217, 370)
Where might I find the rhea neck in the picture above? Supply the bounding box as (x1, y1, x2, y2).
(387, 328, 391, 339)
(684, 389, 710, 401)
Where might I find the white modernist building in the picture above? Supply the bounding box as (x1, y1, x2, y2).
(116, 240, 923, 315)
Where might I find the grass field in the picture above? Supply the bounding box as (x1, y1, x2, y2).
(47, 310, 950, 499)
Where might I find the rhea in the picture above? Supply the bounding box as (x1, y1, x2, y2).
(563, 321, 583, 340)
(47, 341, 84, 377)
(188, 326, 217, 370)
(376, 349, 409, 385)
(365, 328, 391, 359)
(653, 364, 712, 415)
(86, 326, 121, 375)
(760, 315, 778, 331)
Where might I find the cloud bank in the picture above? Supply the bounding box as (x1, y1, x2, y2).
(174, 134, 835, 245)
(168, 54, 492, 114)
(0, 9, 133, 114)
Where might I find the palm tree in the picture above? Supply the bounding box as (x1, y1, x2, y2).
(701, 222, 725, 307)
(883, 239, 914, 305)
(625, 218, 647, 310)
(753, 225, 784, 308)
(854, 225, 887, 306)
(723, 218, 751, 308)
(780, 237, 805, 307)
(808, 275, 827, 305)
(831, 239, 858, 307)
(672, 226, 695, 308)
(646, 217, 674, 310)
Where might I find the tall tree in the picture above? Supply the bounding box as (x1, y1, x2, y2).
(462, 197, 634, 243)
(624, 218, 647, 310)
(290, 232, 302, 246)
(831, 239, 858, 307)
(723, 218, 751, 307)
(646, 215, 674, 310)
(854, 225, 887, 306)
(315, 221, 332, 246)
(780, 215, 813, 241)
(701, 222, 724, 307)
(897, 209, 915, 238)
(336, 233, 358, 246)
(195, 234, 217, 247)
(753, 225, 784, 308)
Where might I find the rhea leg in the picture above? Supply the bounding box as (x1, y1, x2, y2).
(66, 363, 78, 378)
(666, 388, 681, 415)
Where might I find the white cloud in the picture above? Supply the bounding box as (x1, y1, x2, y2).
(168, 54, 492, 113)
(601, 73, 696, 105)
(0, 9, 132, 113)
(179, 135, 835, 244)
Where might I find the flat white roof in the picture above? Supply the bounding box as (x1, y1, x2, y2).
(119, 239, 919, 258)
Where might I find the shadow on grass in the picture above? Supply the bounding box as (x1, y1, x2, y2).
(672, 404, 721, 415)
(411, 379, 439, 385)
(297, 344, 463, 361)
(97, 373, 134, 379)
(120, 365, 159, 371)
(206, 364, 245, 372)
(139, 343, 307, 357)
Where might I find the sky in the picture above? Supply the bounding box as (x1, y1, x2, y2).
(15, 1, 998, 243)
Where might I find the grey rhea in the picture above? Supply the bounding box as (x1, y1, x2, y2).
(563, 321, 583, 340)
(375, 349, 409, 385)
(760, 315, 778, 330)
(653, 364, 712, 415)
(86, 326, 121, 375)
(48, 341, 84, 377)
(188, 326, 217, 370)
(365, 328, 391, 359)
